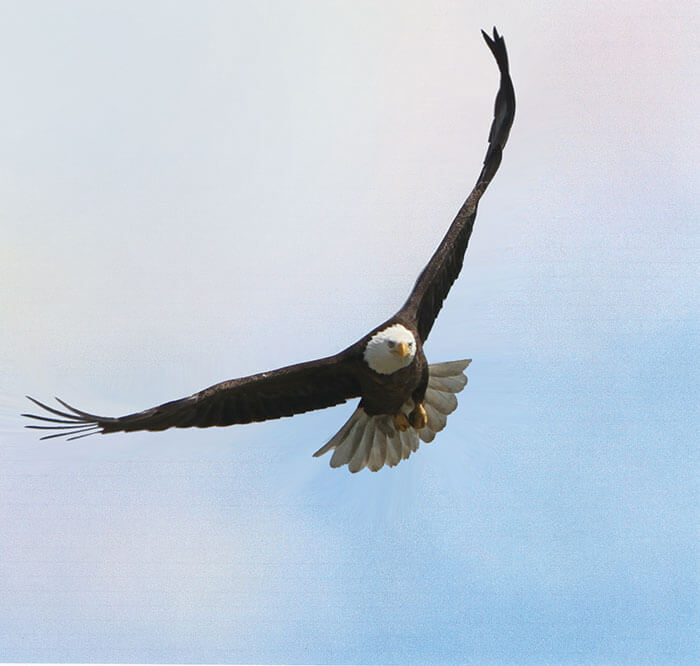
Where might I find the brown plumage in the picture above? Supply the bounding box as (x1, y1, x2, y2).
(24, 28, 515, 471)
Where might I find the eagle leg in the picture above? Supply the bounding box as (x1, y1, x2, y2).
(393, 412, 411, 432)
(409, 403, 428, 430)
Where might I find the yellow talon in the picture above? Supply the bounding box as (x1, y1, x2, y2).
(393, 412, 411, 432)
(409, 404, 428, 430)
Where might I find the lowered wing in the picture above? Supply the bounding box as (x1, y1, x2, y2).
(24, 353, 361, 440)
(398, 28, 516, 343)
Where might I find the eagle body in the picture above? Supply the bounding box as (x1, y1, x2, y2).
(24, 28, 516, 473)
(352, 320, 428, 417)
(359, 349, 428, 417)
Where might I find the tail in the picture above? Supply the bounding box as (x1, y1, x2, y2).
(313, 360, 471, 473)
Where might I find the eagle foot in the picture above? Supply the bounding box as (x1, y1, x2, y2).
(409, 403, 428, 430)
(393, 412, 411, 432)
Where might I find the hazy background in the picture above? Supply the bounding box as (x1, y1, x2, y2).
(1, 1, 697, 663)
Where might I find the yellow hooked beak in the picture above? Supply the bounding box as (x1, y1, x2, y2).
(394, 341, 410, 358)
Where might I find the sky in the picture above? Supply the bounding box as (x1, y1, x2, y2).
(1, 1, 698, 664)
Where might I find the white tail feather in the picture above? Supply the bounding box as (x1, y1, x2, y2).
(424, 387, 458, 415)
(386, 431, 402, 467)
(427, 359, 471, 377)
(367, 422, 386, 472)
(328, 411, 364, 467)
(313, 359, 471, 472)
(428, 373, 467, 393)
(348, 418, 373, 473)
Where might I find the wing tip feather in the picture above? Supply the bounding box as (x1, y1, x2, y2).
(23, 395, 104, 441)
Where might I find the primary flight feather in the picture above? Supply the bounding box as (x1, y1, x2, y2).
(24, 28, 516, 473)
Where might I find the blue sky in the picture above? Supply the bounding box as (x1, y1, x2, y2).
(1, 1, 698, 664)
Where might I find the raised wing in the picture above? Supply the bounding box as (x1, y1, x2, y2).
(24, 353, 361, 440)
(398, 28, 516, 342)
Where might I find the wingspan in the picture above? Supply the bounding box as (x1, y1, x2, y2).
(24, 353, 361, 440)
(398, 27, 516, 343)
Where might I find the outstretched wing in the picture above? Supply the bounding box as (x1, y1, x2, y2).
(24, 353, 361, 440)
(398, 28, 516, 343)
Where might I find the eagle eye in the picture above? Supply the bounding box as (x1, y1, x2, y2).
(387, 341, 395, 348)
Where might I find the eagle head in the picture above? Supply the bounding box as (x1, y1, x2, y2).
(363, 323, 416, 375)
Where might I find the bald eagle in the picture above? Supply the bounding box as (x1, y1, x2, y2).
(24, 28, 515, 473)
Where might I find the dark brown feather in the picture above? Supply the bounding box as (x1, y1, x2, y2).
(24, 353, 362, 438)
(23, 28, 514, 445)
(397, 27, 516, 343)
